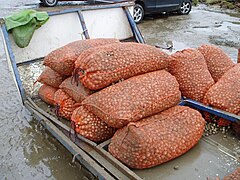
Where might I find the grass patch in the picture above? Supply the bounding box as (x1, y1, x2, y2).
(192, 0, 199, 6)
(197, 0, 240, 11)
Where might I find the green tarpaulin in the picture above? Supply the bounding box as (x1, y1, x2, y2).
(5, 10, 49, 48)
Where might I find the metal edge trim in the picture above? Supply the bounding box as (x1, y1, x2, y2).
(25, 101, 115, 180)
(47, 1, 135, 16)
(1, 24, 26, 103)
(184, 98, 240, 123)
(77, 10, 90, 39)
(123, 7, 145, 44)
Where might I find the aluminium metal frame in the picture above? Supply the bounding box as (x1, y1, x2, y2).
(1, 2, 239, 125)
(1, 1, 143, 103)
(1, 2, 240, 179)
(0, 3, 146, 179)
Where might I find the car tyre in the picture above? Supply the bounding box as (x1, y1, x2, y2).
(178, 0, 192, 15)
(133, 3, 144, 23)
(42, 0, 58, 7)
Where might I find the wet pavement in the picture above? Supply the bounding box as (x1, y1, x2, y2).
(0, 1, 240, 180)
(138, 4, 240, 62)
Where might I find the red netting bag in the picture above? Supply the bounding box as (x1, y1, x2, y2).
(203, 64, 240, 119)
(217, 118, 232, 126)
(59, 77, 92, 103)
(71, 106, 116, 142)
(74, 42, 169, 90)
(38, 85, 58, 105)
(169, 48, 214, 102)
(198, 44, 234, 82)
(74, 45, 106, 67)
(43, 38, 120, 76)
(82, 70, 181, 129)
(232, 112, 240, 139)
(37, 67, 65, 88)
(54, 89, 80, 120)
(202, 113, 231, 127)
(109, 106, 205, 169)
(223, 168, 240, 180)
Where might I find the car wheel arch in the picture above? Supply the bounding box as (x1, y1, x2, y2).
(135, 1, 145, 10)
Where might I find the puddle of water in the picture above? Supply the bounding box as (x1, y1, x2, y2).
(156, 41, 190, 55)
(139, 5, 240, 60)
(216, 21, 240, 31)
(194, 27, 213, 33)
(192, 21, 240, 34)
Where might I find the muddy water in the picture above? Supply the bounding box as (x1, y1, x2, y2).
(0, 1, 240, 179)
(0, 53, 93, 179)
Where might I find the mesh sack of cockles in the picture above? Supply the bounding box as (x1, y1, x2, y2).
(203, 64, 240, 126)
(168, 48, 214, 102)
(82, 70, 181, 129)
(202, 110, 232, 127)
(198, 44, 234, 82)
(59, 77, 92, 103)
(71, 106, 116, 142)
(74, 42, 170, 90)
(74, 45, 107, 67)
(223, 167, 240, 180)
(108, 106, 205, 169)
(232, 112, 240, 139)
(54, 89, 80, 120)
(203, 111, 232, 127)
(38, 84, 58, 105)
(43, 38, 120, 76)
(37, 67, 66, 88)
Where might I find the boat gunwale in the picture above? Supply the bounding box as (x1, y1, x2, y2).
(24, 101, 117, 180)
(1, 3, 240, 178)
(0, 3, 145, 179)
(0, 2, 142, 104)
(25, 95, 240, 180)
(25, 96, 143, 180)
(0, 1, 135, 22)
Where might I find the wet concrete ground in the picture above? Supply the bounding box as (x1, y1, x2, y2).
(0, 1, 239, 179)
(138, 4, 240, 62)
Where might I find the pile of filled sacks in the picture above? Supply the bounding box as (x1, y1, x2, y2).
(36, 38, 239, 169)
